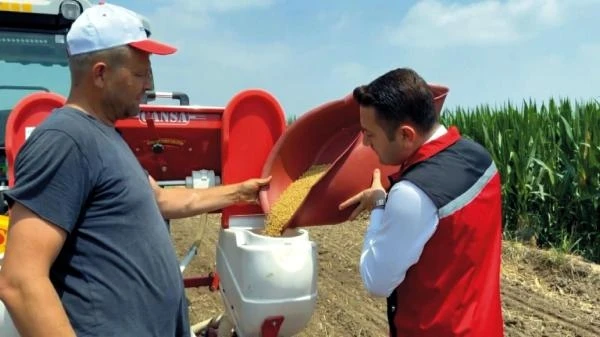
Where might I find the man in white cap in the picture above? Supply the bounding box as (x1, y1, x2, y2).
(0, 3, 270, 337)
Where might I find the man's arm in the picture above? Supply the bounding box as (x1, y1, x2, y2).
(148, 175, 271, 220)
(0, 128, 93, 336)
(0, 202, 76, 337)
(359, 180, 439, 297)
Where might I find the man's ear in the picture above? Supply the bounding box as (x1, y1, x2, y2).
(397, 124, 417, 142)
(91, 62, 108, 88)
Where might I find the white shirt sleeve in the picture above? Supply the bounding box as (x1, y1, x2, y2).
(359, 180, 439, 297)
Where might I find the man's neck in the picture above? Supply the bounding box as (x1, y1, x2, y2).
(399, 123, 448, 173)
(408, 124, 446, 156)
(65, 90, 114, 126)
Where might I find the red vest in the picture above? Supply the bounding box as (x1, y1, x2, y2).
(386, 127, 504, 337)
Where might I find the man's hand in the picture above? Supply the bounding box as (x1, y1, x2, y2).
(235, 176, 272, 204)
(339, 169, 387, 220)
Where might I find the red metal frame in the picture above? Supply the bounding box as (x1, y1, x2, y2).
(116, 104, 224, 182)
(4, 92, 66, 187)
(183, 272, 220, 291)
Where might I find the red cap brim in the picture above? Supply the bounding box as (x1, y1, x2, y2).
(129, 39, 177, 55)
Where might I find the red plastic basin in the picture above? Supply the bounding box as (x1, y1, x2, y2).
(259, 84, 449, 230)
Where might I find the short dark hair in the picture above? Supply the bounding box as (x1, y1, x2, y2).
(68, 45, 130, 87)
(353, 68, 436, 139)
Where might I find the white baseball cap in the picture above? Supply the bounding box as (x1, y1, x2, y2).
(66, 2, 176, 56)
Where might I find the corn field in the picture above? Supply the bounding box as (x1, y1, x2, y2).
(441, 98, 600, 262)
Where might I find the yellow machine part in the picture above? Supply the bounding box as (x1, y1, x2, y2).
(0, 1, 33, 13)
(0, 215, 9, 254)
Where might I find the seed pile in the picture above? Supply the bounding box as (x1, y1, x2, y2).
(263, 164, 329, 236)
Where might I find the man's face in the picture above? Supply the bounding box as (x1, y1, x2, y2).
(359, 105, 414, 165)
(103, 48, 152, 121)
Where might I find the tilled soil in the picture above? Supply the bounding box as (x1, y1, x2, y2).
(171, 214, 600, 337)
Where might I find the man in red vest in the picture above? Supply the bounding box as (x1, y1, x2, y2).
(339, 68, 505, 336)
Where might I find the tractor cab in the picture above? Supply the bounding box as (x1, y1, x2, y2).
(0, 0, 153, 188)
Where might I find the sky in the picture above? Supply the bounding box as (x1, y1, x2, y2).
(3, 0, 600, 118)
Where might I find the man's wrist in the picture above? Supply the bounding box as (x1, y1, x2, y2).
(232, 183, 244, 204)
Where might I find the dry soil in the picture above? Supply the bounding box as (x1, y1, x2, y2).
(171, 214, 600, 337)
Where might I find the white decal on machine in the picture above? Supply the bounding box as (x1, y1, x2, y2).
(138, 111, 191, 125)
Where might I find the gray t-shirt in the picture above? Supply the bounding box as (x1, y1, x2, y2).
(4, 107, 190, 337)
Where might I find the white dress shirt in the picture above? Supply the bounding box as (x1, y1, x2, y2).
(359, 125, 448, 297)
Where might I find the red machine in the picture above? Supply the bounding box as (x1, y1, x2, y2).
(6, 89, 286, 226)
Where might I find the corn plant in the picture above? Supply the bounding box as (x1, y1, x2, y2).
(442, 98, 600, 262)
